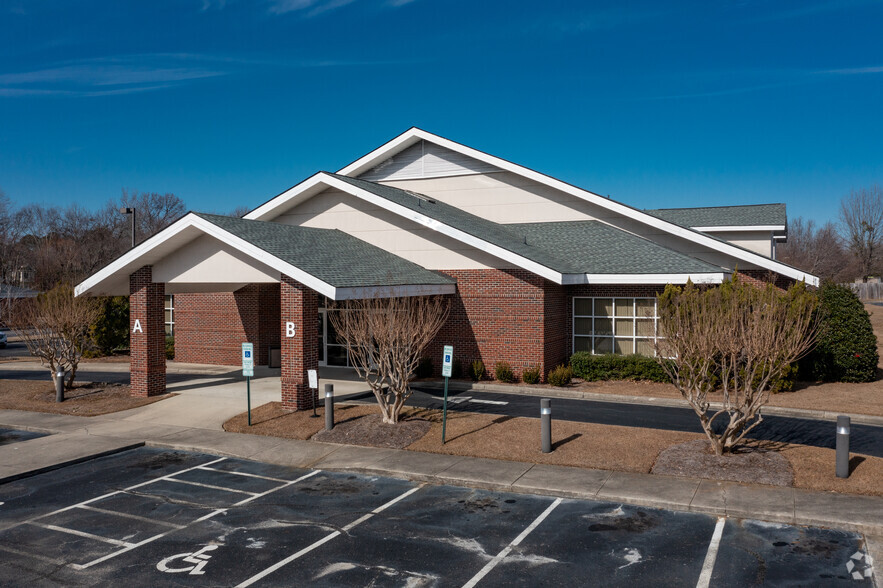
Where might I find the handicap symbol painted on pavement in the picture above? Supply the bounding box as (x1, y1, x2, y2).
(845, 550, 873, 581)
(157, 545, 219, 576)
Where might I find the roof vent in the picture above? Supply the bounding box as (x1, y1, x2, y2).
(404, 189, 435, 204)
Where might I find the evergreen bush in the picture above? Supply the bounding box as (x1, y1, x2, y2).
(521, 365, 541, 385)
(494, 361, 516, 383)
(547, 364, 572, 387)
(470, 359, 484, 381)
(570, 352, 671, 382)
(800, 282, 878, 382)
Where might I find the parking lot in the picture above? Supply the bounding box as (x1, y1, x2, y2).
(0, 448, 874, 586)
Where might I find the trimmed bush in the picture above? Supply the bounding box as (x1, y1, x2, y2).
(470, 359, 484, 381)
(89, 296, 129, 356)
(494, 361, 516, 383)
(415, 356, 434, 378)
(547, 364, 572, 387)
(522, 365, 541, 385)
(570, 352, 671, 383)
(800, 282, 878, 382)
(165, 336, 175, 360)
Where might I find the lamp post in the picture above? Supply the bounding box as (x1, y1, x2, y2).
(119, 207, 136, 248)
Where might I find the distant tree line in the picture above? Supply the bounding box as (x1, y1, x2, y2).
(778, 185, 883, 283)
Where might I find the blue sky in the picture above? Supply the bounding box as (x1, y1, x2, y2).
(2, 0, 882, 224)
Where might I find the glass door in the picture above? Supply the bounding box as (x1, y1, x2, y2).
(317, 309, 327, 366)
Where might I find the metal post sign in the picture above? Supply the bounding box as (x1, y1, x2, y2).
(242, 343, 254, 377)
(441, 345, 453, 378)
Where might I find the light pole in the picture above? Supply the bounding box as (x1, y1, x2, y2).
(119, 207, 136, 248)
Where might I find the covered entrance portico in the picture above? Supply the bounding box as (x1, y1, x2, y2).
(76, 212, 456, 410)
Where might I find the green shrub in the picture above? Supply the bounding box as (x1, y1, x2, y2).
(452, 358, 463, 379)
(470, 359, 484, 381)
(570, 352, 671, 383)
(89, 296, 129, 356)
(522, 365, 541, 385)
(415, 356, 434, 378)
(165, 336, 175, 360)
(494, 361, 516, 383)
(547, 364, 572, 387)
(800, 282, 878, 382)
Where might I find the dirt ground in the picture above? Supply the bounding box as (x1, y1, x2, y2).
(0, 379, 172, 416)
(225, 402, 883, 497)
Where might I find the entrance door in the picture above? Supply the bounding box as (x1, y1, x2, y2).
(317, 309, 327, 366)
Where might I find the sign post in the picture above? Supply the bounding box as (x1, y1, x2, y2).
(242, 343, 254, 426)
(308, 369, 318, 418)
(441, 345, 453, 444)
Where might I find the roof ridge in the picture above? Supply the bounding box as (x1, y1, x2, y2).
(645, 203, 785, 212)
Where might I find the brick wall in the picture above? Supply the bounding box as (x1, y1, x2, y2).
(174, 284, 280, 366)
(739, 269, 795, 290)
(129, 266, 165, 397)
(280, 276, 318, 410)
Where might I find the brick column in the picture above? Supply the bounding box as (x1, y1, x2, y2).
(280, 275, 318, 410)
(129, 266, 166, 397)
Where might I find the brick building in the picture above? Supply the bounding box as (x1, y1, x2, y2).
(76, 128, 818, 410)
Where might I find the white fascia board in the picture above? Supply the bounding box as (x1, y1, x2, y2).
(562, 273, 727, 285)
(319, 174, 565, 284)
(75, 214, 199, 297)
(244, 173, 329, 221)
(692, 225, 784, 232)
(335, 283, 457, 301)
(76, 213, 339, 300)
(338, 128, 816, 285)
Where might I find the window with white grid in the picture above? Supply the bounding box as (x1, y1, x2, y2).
(573, 297, 659, 356)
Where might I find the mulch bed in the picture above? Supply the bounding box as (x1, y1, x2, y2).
(312, 412, 432, 449)
(0, 379, 173, 416)
(652, 439, 794, 486)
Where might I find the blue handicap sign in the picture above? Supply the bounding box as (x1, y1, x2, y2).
(244, 351, 251, 358)
(445, 354, 451, 363)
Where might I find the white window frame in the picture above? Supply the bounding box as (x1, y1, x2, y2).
(164, 295, 174, 336)
(572, 297, 659, 357)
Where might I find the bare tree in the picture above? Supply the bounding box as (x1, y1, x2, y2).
(329, 295, 449, 424)
(117, 189, 186, 242)
(777, 217, 854, 281)
(655, 277, 819, 455)
(840, 185, 883, 282)
(7, 284, 102, 394)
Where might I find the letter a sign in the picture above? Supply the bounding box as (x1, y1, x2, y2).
(133, 319, 143, 334)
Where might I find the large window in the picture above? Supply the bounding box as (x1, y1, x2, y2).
(573, 297, 659, 356)
(164, 295, 174, 336)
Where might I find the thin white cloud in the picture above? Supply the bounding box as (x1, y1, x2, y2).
(266, 0, 356, 16)
(820, 65, 883, 75)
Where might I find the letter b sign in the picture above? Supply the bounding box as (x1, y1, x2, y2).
(285, 321, 296, 338)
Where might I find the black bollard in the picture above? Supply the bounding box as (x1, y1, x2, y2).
(55, 370, 64, 403)
(541, 398, 551, 453)
(325, 384, 334, 432)
(836, 415, 850, 479)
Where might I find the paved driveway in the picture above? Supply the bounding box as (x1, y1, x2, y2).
(0, 448, 874, 586)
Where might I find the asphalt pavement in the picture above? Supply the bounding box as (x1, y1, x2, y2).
(0, 448, 874, 586)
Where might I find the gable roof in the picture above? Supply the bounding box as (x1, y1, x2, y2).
(76, 212, 456, 300)
(645, 203, 786, 231)
(327, 128, 817, 286)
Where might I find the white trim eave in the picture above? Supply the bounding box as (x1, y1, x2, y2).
(562, 273, 728, 285)
(692, 225, 785, 232)
(75, 213, 341, 299)
(337, 128, 816, 286)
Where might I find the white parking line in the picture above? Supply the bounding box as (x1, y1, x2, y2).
(164, 477, 259, 496)
(29, 522, 135, 548)
(468, 399, 509, 405)
(0, 544, 67, 566)
(76, 505, 186, 529)
(235, 485, 424, 588)
(461, 497, 562, 588)
(72, 469, 322, 571)
(696, 517, 726, 588)
(196, 466, 290, 483)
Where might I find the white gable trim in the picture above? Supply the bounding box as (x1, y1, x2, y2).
(563, 272, 727, 285)
(247, 173, 565, 284)
(693, 225, 785, 232)
(336, 128, 818, 287)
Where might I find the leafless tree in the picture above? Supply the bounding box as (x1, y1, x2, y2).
(840, 185, 883, 282)
(229, 205, 250, 218)
(7, 284, 102, 394)
(117, 189, 186, 242)
(329, 295, 449, 424)
(655, 277, 819, 455)
(777, 217, 854, 281)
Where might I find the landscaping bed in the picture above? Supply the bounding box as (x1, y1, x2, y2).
(0, 379, 173, 416)
(224, 401, 883, 497)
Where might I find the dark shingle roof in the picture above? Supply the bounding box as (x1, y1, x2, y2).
(644, 204, 786, 228)
(327, 176, 726, 276)
(511, 221, 726, 275)
(194, 213, 455, 288)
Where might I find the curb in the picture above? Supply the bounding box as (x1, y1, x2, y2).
(416, 381, 883, 426)
(0, 442, 145, 485)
